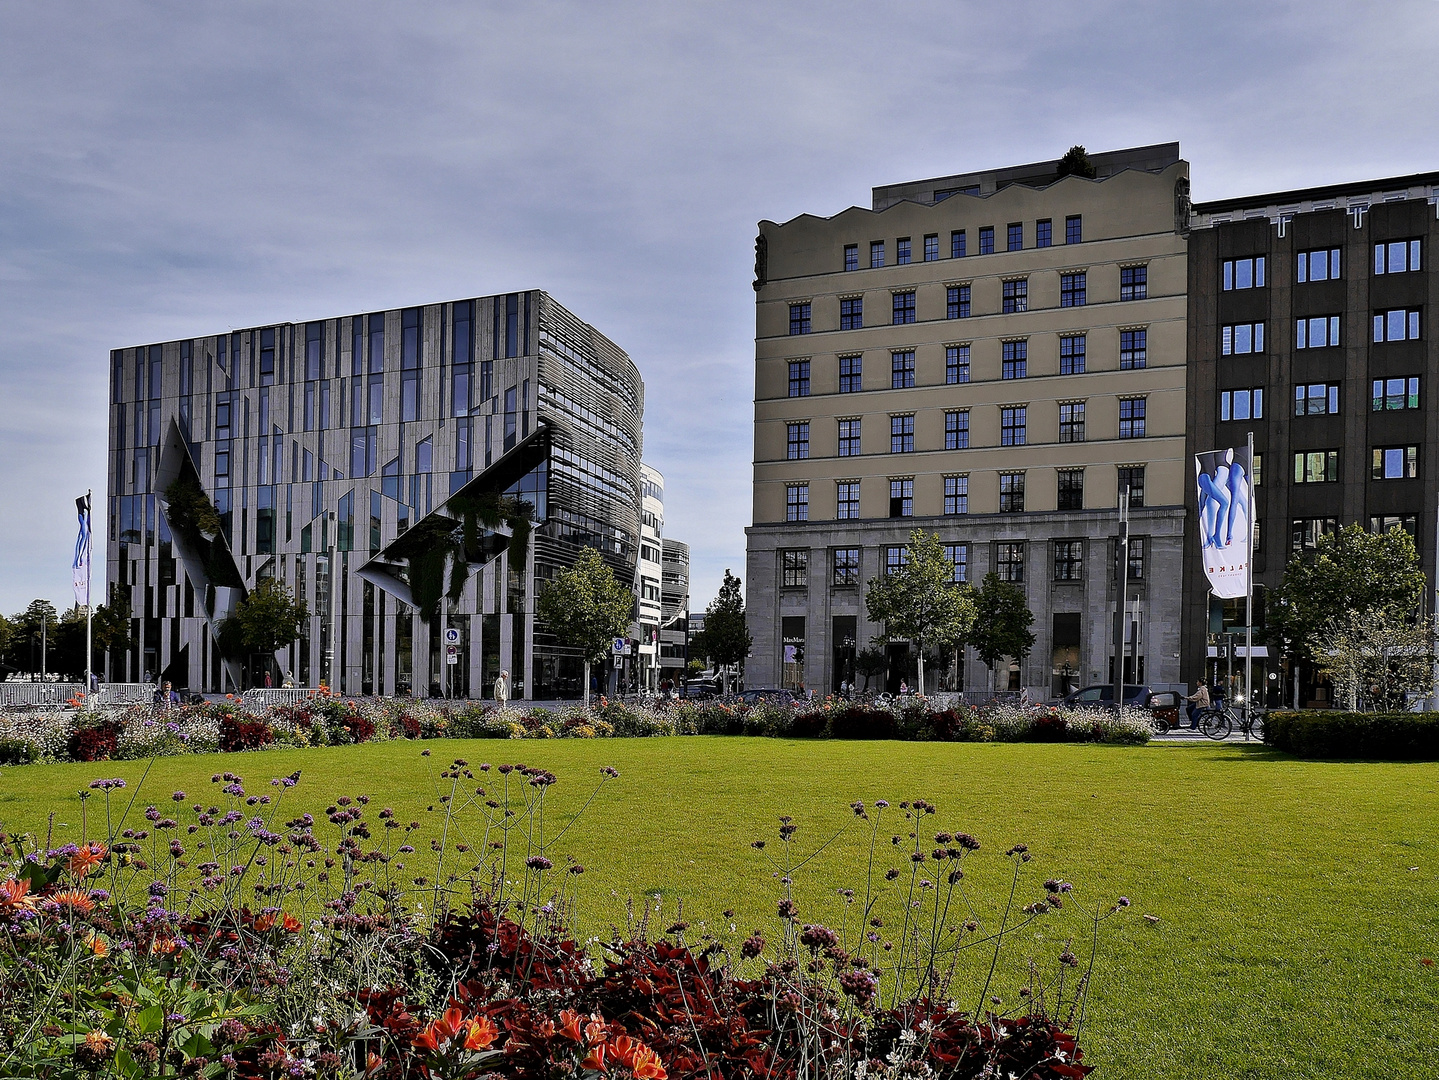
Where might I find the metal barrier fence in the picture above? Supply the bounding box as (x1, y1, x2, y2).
(241, 688, 322, 712)
(96, 683, 158, 706)
(0, 682, 84, 707)
(959, 690, 1027, 708)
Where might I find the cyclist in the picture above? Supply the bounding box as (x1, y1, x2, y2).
(1184, 681, 1212, 729)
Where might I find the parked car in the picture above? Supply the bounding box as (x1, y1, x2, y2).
(1056, 684, 1155, 709)
(680, 679, 722, 700)
(733, 687, 800, 706)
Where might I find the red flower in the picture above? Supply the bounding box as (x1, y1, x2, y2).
(580, 1042, 606, 1072)
(559, 1009, 585, 1043)
(461, 1016, 498, 1051)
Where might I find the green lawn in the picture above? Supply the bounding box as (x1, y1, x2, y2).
(2, 737, 1436, 1080)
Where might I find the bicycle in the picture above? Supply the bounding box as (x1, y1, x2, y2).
(1197, 702, 1262, 741)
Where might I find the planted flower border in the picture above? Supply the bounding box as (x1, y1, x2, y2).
(0, 695, 1151, 767)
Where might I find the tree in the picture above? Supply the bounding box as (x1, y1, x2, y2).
(10, 600, 59, 678)
(225, 579, 308, 681)
(968, 574, 1036, 690)
(864, 529, 976, 693)
(693, 570, 751, 693)
(1313, 607, 1434, 712)
(536, 547, 634, 705)
(0, 612, 12, 672)
(853, 647, 889, 693)
(1055, 145, 1096, 179)
(1268, 524, 1426, 663)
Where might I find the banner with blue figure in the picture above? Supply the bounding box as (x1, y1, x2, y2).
(1195, 446, 1252, 599)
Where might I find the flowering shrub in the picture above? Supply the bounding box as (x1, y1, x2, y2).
(219, 714, 276, 752)
(65, 718, 122, 761)
(0, 759, 1125, 1079)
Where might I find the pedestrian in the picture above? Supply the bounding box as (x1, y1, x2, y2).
(153, 680, 179, 711)
(899, 679, 909, 695)
(264, 670, 273, 689)
(494, 669, 511, 708)
(839, 679, 849, 699)
(1185, 681, 1211, 729)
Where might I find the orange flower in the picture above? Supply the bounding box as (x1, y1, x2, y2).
(49, 889, 96, 915)
(254, 913, 277, 932)
(68, 843, 107, 879)
(609, 1036, 666, 1080)
(580, 1042, 606, 1072)
(280, 913, 302, 933)
(149, 936, 178, 955)
(85, 932, 109, 957)
(0, 878, 35, 910)
(414, 1007, 466, 1052)
(83, 1030, 114, 1055)
(461, 1015, 498, 1051)
(559, 1009, 585, 1043)
(584, 1018, 608, 1046)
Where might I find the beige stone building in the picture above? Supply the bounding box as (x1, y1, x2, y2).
(746, 144, 1191, 697)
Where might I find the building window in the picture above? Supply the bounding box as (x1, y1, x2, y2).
(1118, 466, 1145, 507)
(1374, 239, 1422, 274)
(836, 481, 860, 520)
(896, 237, 911, 265)
(947, 284, 971, 319)
(996, 541, 1025, 581)
(979, 226, 994, 255)
(1120, 265, 1148, 300)
(892, 291, 916, 325)
(838, 418, 861, 456)
(1222, 256, 1267, 290)
(844, 244, 859, 272)
(1293, 450, 1340, 483)
(944, 410, 969, 450)
(1220, 388, 1264, 421)
(1053, 540, 1084, 582)
(400, 308, 422, 421)
(781, 549, 808, 588)
(1292, 517, 1339, 551)
(1118, 397, 1146, 439)
(1119, 328, 1147, 369)
(789, 303, 811, 335)
(1373, 377, 1420, 411)
(1296, 316, 1340, 349)
(1374, 309, 1421, 342)
(1221, 322, 1265, 355)
(944, 543, 968, 583)
(890, 414, 915, 453)
(870, 241, 885, 268)
(1002, 278, 1028, 313)
(923, 234, 939, 262)
(833, 547, 861, 586)
(1372, 446, 1419, 480)
(840, 296, 863, 330)
(1295, 383, 1340, 415)
(786, 483, 809, 521)
(999, 472, 1025, 513)
(1127, 537, 1146, 581)
(787, 421, 810, 460)
(1065, 215, 1082, 244)
(1060, 272, 1087, 307)
(839, 354, 862, 392)
(788, 360, 810, 397)
(1058, 402, 1085, 443)
(946, 344, 970, 384)
(1059, 335, 1086, 374)
(889, 478, 913, 518)
(885, 546, 908, 575)
(891, 351, 915, 388)
(944, 475, 968, 515)
(1057, 468, 1084, 510)
(1297, 247, 1341, 282)
(1369, 515, 1418, 539)
(1002, 340, 1027, 379)
(1036, 219, 1052, 248)
(1000, 406, 1027, 446)
(951, 230, 966, 258)
(1007, 223, 1023, 251)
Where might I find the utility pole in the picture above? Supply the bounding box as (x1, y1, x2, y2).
(1113, 488, 1130, 708)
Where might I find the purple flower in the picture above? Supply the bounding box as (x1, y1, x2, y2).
(525, 855, 553, 871)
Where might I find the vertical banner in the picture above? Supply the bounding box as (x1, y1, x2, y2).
(1195, 447, 1253, 599)
(72, 493, 91, 608)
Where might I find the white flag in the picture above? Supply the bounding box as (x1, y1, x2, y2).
(1195, 447, 1252, 600)
(72, 494, 91, 608)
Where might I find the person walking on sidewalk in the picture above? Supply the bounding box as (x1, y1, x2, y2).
(494, 670, 511, 708)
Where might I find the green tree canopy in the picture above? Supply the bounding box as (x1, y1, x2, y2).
(230, 579, 309, 662)
(536, 547, 634, 704)
(853, 646, 889, 692)
(865, 529, 976, 692)
(9, 600, 59, 676)
(693, 570, 751, 691)
(968, 573, 1036, 685)
(1267, 524, 1426, 661)
(1055, 145, 1096, 179)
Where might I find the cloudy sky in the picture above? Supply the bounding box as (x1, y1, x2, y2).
(2, 0, 1437, 617)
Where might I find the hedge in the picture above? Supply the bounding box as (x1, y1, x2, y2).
(1262, 710, 1439, 759)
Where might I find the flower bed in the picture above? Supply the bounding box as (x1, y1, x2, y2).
(0, 759, 1126, 1078)
(0, 694, 1149, 766)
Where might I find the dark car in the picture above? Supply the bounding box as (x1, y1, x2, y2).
(680, 679, 722, 700)
(1057, 684, 1155, 709)
(734, 687, 800, 706)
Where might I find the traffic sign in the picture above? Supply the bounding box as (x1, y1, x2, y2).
(445, 644, 458, 665)
(444, 628, 460, 645)
(613, 637, 626, 655)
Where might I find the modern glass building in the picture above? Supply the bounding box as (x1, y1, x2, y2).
(107, 291, 647, 700)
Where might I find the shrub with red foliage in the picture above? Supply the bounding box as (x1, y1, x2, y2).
(342, 713, 377, 743)
(828, 706, 898, 740)
(218, 715, 275, 752)
(66, 720, 122, 762)
(1030, 710, 1070, 742)
(354, 902, 1091, 1080)
(398, 714, 422, 739)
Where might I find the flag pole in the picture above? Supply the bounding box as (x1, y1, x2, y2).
(1245, 432, 1254, 736)
(85, 489, 94, 708)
